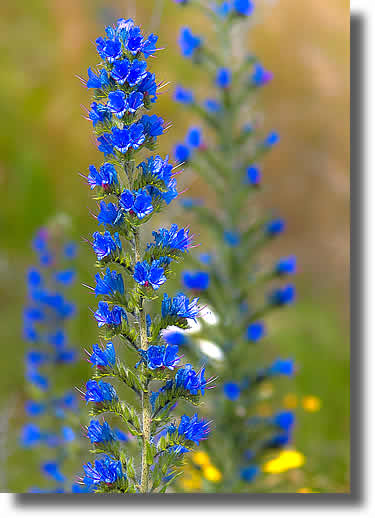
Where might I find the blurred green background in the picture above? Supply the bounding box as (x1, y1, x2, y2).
(0, 0, 349, 492)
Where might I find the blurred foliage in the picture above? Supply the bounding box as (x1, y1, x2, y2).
(0, 0, 349, 492)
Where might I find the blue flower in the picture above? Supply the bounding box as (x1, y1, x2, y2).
(96, 37, 122, 63)
(223, 382, 241, 401)
(149, 224, 193, 252)
(127, 91, 144, 113)
(89, 342, 116, 368)
(62, 426, 75, 442)
(161, 293, 199, 320)
(97, 134, 114, 156)
(111, 58, 147, 86)
(119, 189, 153, 219)
(86, 67, 109, 89)
(272, 411, 295, 431)
(140, 114, 164, 139)
(265, 218, 285, 237)
(85, 379, 118, 403)
(204, 98, 222, 113)
(83, 455, 124, 487)
(268, 358, 294, 377)
(89, 102, 111, 126)
(264, 433, 291, 449)
(216, 67, 232, 88)
(133, 260, 167, 290)
(187, 127, 202, 148)
(94, 301, 126, 327)
(87, 163, 118, 190)
(107, 91, 127, 118)
(174, 85, 194, 104)
(25, 401, 46, 417)
(179, 27, 202, 58)
(42, 461, 66, 483)
(138, 155, 173, 185)
(177, 414, 210, 444)
(87, 419, 116, 443)
(251, 63, 273, 87)
(246, 165, 261, 185)
(264, 131, 280, 147)
(174, 143, 191, 163)
(97, 201, 123, 226)
(95, 268, 124, 297)
(269, 284, 295, 306)
(182, 271, 210, 291)
(240, 465, 259, 483)
(110, 124, 145, 153)
(92, 231, 121, 260)
(54, 270, 76, 285)
(175, 364, 207, 395)
(139, 72, 158, 102)
(137, 345, 181, 370)
(21, 423, 42, 448)
(224, 230, 241, 246)
(233, 0, 254, 17)
(246, 321, 266, 342)
(275, 256, 297, 276)
(164, 330, 187, 346)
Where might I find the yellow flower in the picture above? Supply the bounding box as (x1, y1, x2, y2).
(181, 472, 202, 491)
(302, 395, 321, 412)
(297, 488, 312, 493)
(203, 465, 222, 483)
(263, 450, 305, 474)
(192, 451, 211, 467)
(283, 393, 298, 409)
(256, 402, 272, 417)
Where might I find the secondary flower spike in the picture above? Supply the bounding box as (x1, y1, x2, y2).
(78, 17, 212, 493)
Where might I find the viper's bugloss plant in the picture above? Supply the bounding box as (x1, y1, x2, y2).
(78, 18, 212, 493)
(170, 1, 298, 492)
(21, 225, 80, 493)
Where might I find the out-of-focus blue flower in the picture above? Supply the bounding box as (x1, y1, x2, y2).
(164, 330, 187, 346)
(85, 379, 118, 403)
(21, 423, 42, 448)
(264, 433, 291, 449)
(223, 382, 241, 401)
(182, 271, 210, 291)
(62, 426, 75, 442)
(187, 127, 202, 148)
(246, 165, 261, 186)
(265, 218, 285, 237)
(251, 63, 273, 87)
(162, 293, 199, 320)
(134, 260, 167, 290)
(275, 256, 297, 276)
(264, 131, 280, 147)
(240, 465, 259, 483)
(216, 67, 232, 88)
(179, 27, 202, 58)
(224, 230, 241, 247)
(272, 411, 295, 431)
(179, 197, 203, 209)
(89, 342, 116, 368)
(25, 401, 46, 417)
(246, 321, 266, 342)
(42, 461, 66, 483)
(174, 143, 191, 163)
(269, 284, 295, 306)
(268, 358, 295, 377)
(54, 270, 76, 285)
(177, 414, 210, 444)
(174, 85, 194, 104)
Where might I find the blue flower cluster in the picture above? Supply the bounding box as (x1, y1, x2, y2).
(80, 17, 212, 493)
(21, 228, 79, 492)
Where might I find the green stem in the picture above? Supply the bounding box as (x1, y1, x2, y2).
(134, 228, 151, 493)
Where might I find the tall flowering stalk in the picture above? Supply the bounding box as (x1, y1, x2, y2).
(79, 18, 212, 493)
(169, 1, 297, 491)
(21, 225, 79, 492)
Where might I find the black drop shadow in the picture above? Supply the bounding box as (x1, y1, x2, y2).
(13, 13, 360, 509)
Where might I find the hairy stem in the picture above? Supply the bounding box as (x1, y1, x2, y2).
(134, 228, 151, 493)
